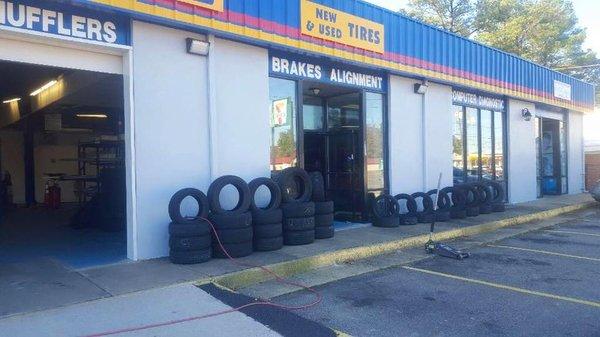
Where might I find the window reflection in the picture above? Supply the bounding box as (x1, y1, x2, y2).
(494, 111, 504, 181)
(303, 95, 324, 130)
(465, 107, 479, 182)
(481, 110, 493, 180)
(452, 105, 465, 184)
(365, 92, 384, 190)
(269, 78, 297, 171)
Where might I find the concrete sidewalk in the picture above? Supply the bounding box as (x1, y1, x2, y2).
(1, 193, 596, 319)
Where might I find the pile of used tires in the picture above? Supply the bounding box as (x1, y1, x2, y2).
(590, 181, 600, 202)
(168, 188, 212, 264)
(372, 180, 506, 228)
(167, 168, 335, 264)
(249, 177, 284, 251)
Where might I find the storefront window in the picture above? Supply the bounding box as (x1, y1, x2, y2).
(365, 92, 385, 191)
(465, 107, 479, 182)
(269, 78, 297, 171)
(560, 121, 568, 193)
(327, 93, 360, 129)
(481, 110, 493, 180)
(303, 95, 324, 131)
(452, 105, 465, 184)
(452, 91, 506, 196)
(494, 111, 504, 181)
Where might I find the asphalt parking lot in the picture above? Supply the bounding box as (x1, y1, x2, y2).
(276, 209, 600, 337)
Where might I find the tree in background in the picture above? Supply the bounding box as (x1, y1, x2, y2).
(405, 0, 599, 106)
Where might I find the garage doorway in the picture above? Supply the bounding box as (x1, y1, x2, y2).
(301, 81, 387, 222)
(0, 60, 127, 269)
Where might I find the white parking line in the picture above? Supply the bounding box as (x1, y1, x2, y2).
(488, 244, 600, 262)
(544, 229, 600, 238)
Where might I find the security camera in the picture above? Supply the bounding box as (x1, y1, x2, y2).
(521, 108, 532, 121)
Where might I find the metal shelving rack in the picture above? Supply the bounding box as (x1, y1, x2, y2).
(75, 139, 124, 203)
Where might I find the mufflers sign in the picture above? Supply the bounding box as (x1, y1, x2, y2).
(0, 0, 129, 45)
(269, 51, 386, 92)
(301, 0, 385, 54)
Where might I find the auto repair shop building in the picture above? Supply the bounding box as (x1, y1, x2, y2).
(0, 0, 595, 262)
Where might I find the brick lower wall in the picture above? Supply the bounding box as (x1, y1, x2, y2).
(585, 152, 600, 190)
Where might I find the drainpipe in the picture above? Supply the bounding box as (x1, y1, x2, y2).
(414, 80, 429, 191)
(207, 34, 218, 181)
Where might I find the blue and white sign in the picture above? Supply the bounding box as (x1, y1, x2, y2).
(0, 0, 130, 45)
(269, 50, 387, 92)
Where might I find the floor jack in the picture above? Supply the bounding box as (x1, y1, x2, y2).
(424, 173, 470, 260)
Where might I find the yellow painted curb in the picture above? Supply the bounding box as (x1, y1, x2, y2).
(199, 201, 595, 290)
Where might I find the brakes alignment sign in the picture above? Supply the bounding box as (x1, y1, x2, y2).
(301, 0, 384, 54)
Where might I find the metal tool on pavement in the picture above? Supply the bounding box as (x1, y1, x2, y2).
(425, 173, 470, 260)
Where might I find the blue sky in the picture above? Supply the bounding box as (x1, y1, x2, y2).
(364, 0, 600, 54)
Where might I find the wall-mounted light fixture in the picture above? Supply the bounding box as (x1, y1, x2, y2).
(186, 38, 210, 56)
(521, 108, 532, 121)
(309, 87, 321, 96)
(414, 81, 429, 95)
(2, 97, 21, 104)
(30, 80, 57, 96)
(76, 113, 108, 118)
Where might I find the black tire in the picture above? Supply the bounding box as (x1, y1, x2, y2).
(275, 167, 313, 203)
(411, 192, 434, 213)
(459, 184, 482, 207)
(315, 213, 334, 227)
(208, 212, 252, 230)
(399, 215, 418, 226)
(466, 206, 480, 217)
(213, 227, 253, 244)
(479, 203, 493, 214)
(249, 177, 281, 212)
(315, 226, 334, 239)
(309, 171, 326, 201)
(282, 202, 315, 218)
(373, 215, 400, 228)
(213, 241, 253, 258)
(169, 235, 211, 251)
(253, 223, 283, 238)
(314, 200, 334, 214)
(488, 181, 505, 203)
(450, 208, 467, 219)
(449, 187, 467, 209)
(394, 193, 417, 215)
(169, 249, 211, 264)
(427, 189, 452, 210)
(373, 194, 400, 218)
(168, 188, 209, 224)
(207, 175, 251, 215)
(417, 212, 435, 223)
(435, 210, 451, 222)
(254, 236, 283, 251)
(252, 208, 283, 225)
(169, 220, 211, 237)
(283, 216, 315, 231)
(492, 202, 506, 212)
(474, 182, 493, 205)
(283, 230, 315, 245)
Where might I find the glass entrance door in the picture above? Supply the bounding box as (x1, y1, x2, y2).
(536, 117, 568, 196)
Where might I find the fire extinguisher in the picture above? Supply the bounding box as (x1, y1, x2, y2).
(49, 182, 61, 209)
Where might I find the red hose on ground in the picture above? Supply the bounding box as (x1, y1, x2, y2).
(82, 218, 323, 337)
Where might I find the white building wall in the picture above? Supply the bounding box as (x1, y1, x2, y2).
(568, 111, 585, 194)
(507, 99, 537, 203)
(389, 76, 453, 195)
(211, 38, 271, 208)
(132, 21, 210, 259)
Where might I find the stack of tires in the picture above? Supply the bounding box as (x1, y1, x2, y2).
(412, 192, 435, 223)
(249, 178, 284, 251)
(474, 182, 493, 214)
(168, 188, 212, 264)
(459, 183, 481, 217)
(427, 189, 452, 221)
(275, 168, 316, 245)
(448, 186, 468, 219)
(207, 176, 253, 258)
(488, 181, 507, 212)
(372, 194, 400, 227)
(310, 172, 335, 239)
(394, 193, 418, 225)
